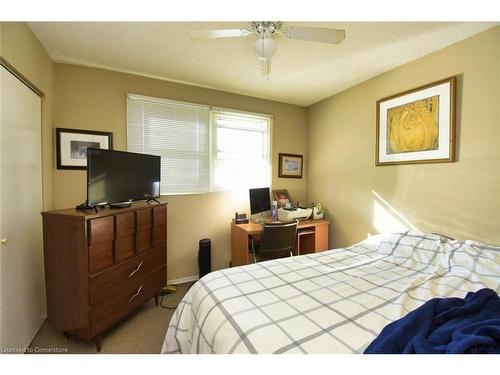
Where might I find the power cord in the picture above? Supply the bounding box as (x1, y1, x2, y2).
(159, 282, 196, 309)
(160, 293, 179, 309)
(159, 284, 179, 309)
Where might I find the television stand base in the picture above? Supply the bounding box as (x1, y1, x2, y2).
(146, 198, 161, 205)
(108, 201, 133, 208)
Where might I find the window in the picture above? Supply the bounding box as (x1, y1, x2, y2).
(127, 94, 272, 195)
(212, 110, 271, 191)
(127, 94, 210, 194)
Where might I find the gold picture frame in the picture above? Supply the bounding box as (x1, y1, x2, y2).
(376, 76, 456, 166)
(272, 189, 294, 208)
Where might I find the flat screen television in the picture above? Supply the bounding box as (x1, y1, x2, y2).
(87, 148, 161, 206)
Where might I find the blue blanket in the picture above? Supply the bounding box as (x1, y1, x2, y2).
(364, 288, 500, 354)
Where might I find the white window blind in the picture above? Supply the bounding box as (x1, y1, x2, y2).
(127, 94, 210, 194)
(212, 110, 271, 191)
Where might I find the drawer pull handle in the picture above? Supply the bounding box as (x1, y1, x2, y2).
(128, 261, 143, 278)
(128, 285, 143, 303)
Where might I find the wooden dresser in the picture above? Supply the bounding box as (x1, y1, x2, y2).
(41, 202, 167, 351)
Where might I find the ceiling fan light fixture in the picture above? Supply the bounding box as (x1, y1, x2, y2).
(189, 21, 345, 77)
(253, 37, 277, 61)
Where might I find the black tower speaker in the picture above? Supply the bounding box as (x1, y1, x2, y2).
(198, 238, 211, 279)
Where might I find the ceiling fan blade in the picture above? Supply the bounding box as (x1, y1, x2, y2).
(281, 26, 345, 44)
(189, 29, 253, 39)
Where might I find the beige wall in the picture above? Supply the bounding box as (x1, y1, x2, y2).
(0, 22, 54, 210)
(5, 21, 499, 284)
(52, 63, 308, 280)
(307, 26, 500, 248)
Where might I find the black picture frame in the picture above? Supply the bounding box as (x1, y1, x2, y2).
(56, 128, 113, 170)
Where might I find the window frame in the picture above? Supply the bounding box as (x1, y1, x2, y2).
(210, 108, 273, 192)
(127, 93, 273, 196)
(126, 93, 211, 196)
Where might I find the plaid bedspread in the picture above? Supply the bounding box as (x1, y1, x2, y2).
(162, 231, 499, 354)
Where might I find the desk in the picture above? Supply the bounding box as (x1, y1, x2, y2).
(230, 219, 330, 267)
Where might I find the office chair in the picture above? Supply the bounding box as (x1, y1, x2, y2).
(250, 221, 298, 263)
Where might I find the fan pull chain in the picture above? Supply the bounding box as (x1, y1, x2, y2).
(261, 32, 270, 80)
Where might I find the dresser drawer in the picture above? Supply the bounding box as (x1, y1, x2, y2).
(153, 225, 166, 247)
(136, 208, 152, 231)
(89, 266, 166, 336)
(115, 235, 135, 262)
(89, 246, 166, 306)
(153, 205, 166, 226)
(136, 229, 152, 253)
(88, 216, 114, 245)
(89, 241, 114, 274)
(116, 212, 135, 238)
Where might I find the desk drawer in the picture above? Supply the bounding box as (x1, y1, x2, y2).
(89, 246, 165, 306)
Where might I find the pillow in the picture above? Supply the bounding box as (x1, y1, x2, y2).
(373, 231, 443, 265)
(440, 239, 500, 287)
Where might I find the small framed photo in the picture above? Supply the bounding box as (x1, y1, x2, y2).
(56, 128, 113, 170)
(278, 153, 303, 178)
(272, 189, 294, 208)
(376, 76, 456, 166)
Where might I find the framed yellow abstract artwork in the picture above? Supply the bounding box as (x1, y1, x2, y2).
(376, 77, 456, 166)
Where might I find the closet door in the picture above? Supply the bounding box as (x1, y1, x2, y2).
(0, 65, 44, 351)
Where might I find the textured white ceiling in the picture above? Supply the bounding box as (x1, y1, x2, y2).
(29, 21, 496, 106)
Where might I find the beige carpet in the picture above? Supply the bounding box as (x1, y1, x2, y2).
(28, 283, 191, 354)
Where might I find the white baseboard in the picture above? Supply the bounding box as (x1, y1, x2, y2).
(168, 275, 199, 285)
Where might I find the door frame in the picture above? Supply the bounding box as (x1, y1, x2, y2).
(0, 57, 45, 352)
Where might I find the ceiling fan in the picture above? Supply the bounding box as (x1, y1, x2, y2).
(189, 22, 345, 76)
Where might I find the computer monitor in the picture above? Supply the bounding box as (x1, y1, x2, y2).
(249, 187, 272, 223)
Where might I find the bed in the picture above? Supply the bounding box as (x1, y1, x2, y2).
(162, 231, 499, 354)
